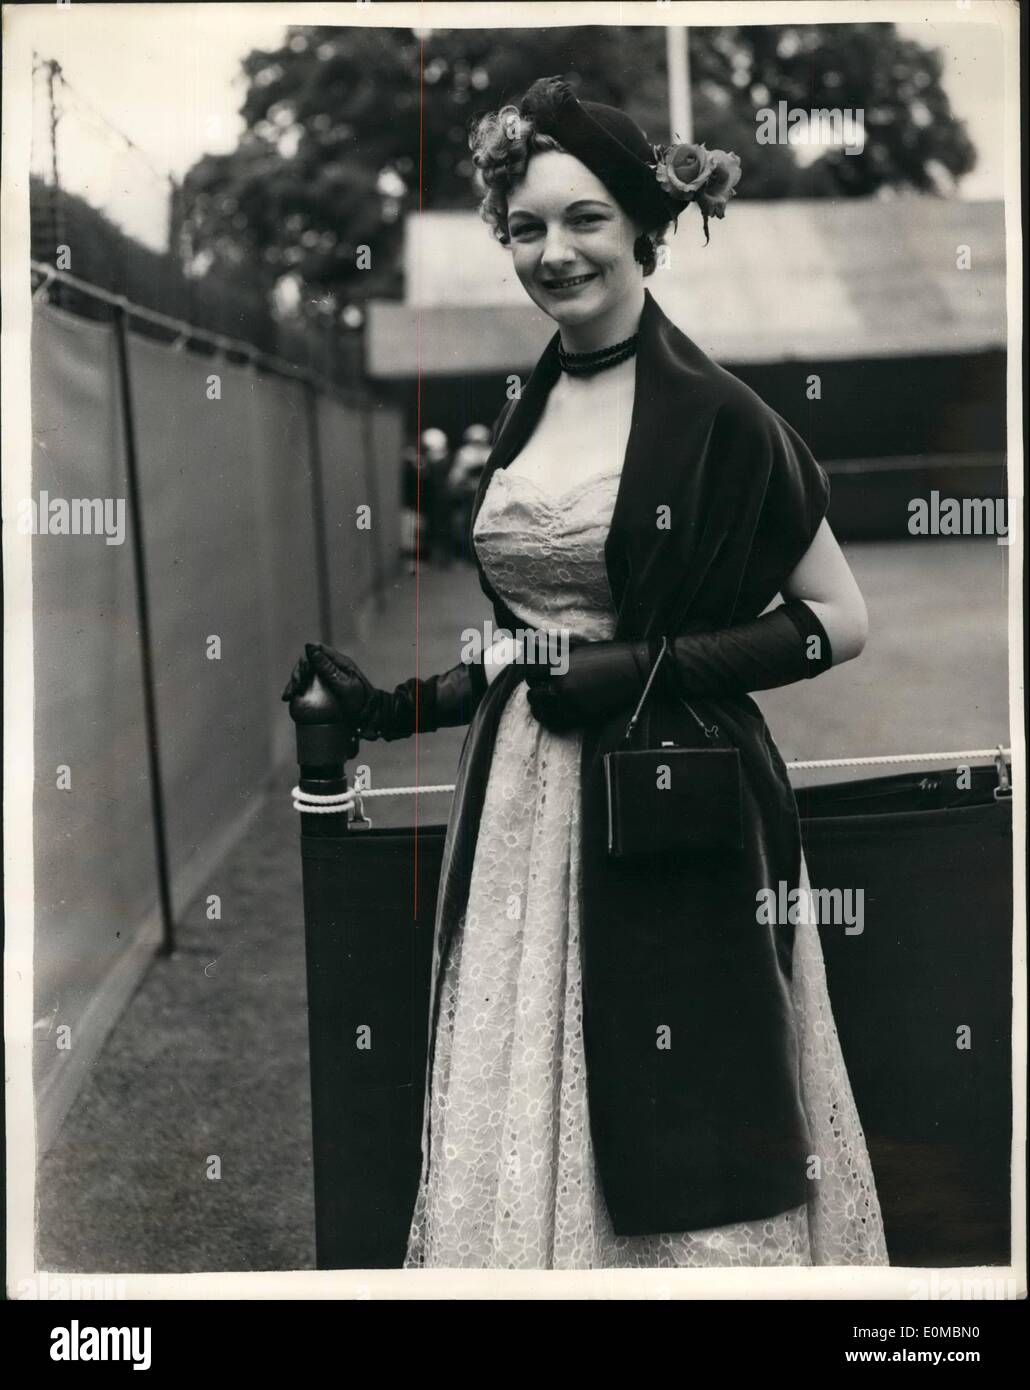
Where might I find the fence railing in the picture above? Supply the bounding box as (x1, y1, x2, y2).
(28, 268, 404, 1152)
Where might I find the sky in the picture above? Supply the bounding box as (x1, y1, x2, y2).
(24, 5, 1009, 253)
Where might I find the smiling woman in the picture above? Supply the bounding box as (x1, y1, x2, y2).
(465, 107, 671, 494)
(471, 99, 675, 355)
(284, 74, 888, 1271)
(506, 168, 651, 357)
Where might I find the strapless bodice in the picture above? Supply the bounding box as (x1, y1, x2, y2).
(472, 468, 621, 642)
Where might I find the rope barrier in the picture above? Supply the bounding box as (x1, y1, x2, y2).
(291, 747, 1013, 816)
(786, 747, 1011, 771)
(29, 260, 363, 406)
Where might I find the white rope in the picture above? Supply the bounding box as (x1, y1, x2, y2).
(343, 784, 457, 797)
(290, 749, 1011, 814)
(290, 782, 456, 815)
(786, 747, 1010, 771)
(291, 787, 355, 804)
(291, 785, 366, 816)
(290, 798, 361, 815)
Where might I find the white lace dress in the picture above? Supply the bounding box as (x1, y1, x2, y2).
(404, 466, 889, 1270)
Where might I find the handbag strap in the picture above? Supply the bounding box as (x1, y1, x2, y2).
(621, 636, 722, 745)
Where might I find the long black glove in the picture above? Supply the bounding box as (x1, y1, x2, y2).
(281, 642, 487, 740)
(525, 599, 833, 733)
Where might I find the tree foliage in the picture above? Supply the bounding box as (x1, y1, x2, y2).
(177, 22, 977, 311)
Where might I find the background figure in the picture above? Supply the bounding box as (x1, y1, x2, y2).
(421, 427, 454, 568)
(400, 440, 421, 572)
(448, 423, 493, 562)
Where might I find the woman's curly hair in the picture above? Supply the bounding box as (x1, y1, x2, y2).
(468, 104, 671, 277)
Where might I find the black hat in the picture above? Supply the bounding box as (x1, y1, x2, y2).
(519, 76, 680, 231)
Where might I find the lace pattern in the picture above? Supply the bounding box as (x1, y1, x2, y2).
(403, 469, 888, 1269)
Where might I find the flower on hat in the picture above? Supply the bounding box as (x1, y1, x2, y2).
(651, 141, 742, 244)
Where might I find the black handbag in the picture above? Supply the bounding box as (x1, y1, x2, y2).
(603, 636, 743, 861)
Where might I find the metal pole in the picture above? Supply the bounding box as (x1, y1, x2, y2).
(112, 305, 176, 955)
(46, 60, 64, 308)
(46, 60, 61, 186)
(304, 382, 335, 648)
(166, 174, 180, 259)
(359, 392, 388, 614)
(666, 26, 692, 143)
(350, 313, 387, 609)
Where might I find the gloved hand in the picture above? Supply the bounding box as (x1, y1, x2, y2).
(524, 639, 656, 733)
(281, 642, 486, 740)
(523, 600, 834, 734)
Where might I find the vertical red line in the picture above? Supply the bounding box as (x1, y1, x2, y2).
(413, 34, 425, 919)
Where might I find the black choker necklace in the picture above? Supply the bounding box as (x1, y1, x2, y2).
(557, 332, 639, 377)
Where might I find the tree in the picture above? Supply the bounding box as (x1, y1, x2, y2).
(177, 22, 977, 311)
(681, 24, 977, 199)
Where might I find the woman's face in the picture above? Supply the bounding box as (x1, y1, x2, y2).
(506, 151, 642, 327)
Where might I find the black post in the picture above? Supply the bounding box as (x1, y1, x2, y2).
(113, 304, 176, 956)
(290, 672, 448, 1266)
(290, 673, 360, 1268)
(290, 673, 434, 1268)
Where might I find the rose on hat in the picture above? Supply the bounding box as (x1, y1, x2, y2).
(652, 141, 742, 243)
(514, 75, 742, 247)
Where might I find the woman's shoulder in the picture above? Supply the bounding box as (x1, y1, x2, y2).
(705, 363, 791, 443)
(660, 306, 782, 437)
(690, 358, 824, 496)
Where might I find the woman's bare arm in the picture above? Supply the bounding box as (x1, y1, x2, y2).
(483, 631, 526, 685)
(781, 518, 868, 666)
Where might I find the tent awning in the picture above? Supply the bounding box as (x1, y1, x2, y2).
(367, 197, 1006, 378)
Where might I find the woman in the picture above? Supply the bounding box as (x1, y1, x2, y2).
(283, 77, 888, 1269)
